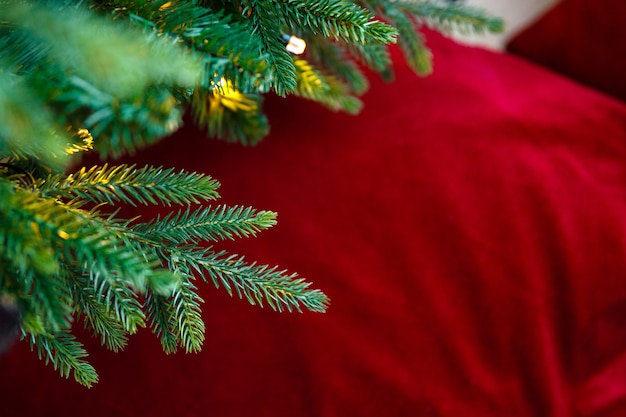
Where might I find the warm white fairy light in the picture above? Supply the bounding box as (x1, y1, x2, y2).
(284, 35, 306, 55)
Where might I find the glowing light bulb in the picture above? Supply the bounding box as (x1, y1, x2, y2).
(284, 35, 306, 55)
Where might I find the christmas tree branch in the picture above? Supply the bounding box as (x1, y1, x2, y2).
(403, 0, 505, 34)
(244, 0, 298, 96)
(39, 164, 221, 207)
(0, 72, 70, 168)
(161, 264, 206, 353)
(134, 205, 278, 243)
(98, 0, 272, 94)
(305, 39, 370, 95)
(294, 59, 363, 114)
(274, 0, 397, 44)
(69, 270, 130, 352)
(101, 209, 330, 314)
(144, 287, 180, 354)
(165, 247, 330, 313)
(23, 328, 99, 387)
(382, 7, 433, 75)
(6, 2, 200, 98)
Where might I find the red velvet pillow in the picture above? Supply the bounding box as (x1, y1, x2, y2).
(2, 31, 626, 417)
(507, 0, 626, 102)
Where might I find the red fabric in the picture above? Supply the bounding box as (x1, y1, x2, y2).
(507, 0, 626, 103)
(3, 31, 626, 416)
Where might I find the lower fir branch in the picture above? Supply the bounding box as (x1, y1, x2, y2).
(92, 275, 147, 335)
(24, 329, 99, 387)
(70, 272, 130, 352)
(167, 272, 205, 353)
(144, 288, 179, 354)
(294, 59, 363, 114)
(167, 247, 330, 314)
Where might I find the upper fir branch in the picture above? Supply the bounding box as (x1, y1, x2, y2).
(0, 70, 71, 170)
(383, 7, 433, 75)
(244, 0, 298, 96)
(275, 0, 397, 45)
(7, 1, 201, 98)
(39, 164, 221, 207)
(99, 0, 272, 94)
(52, 77, 185, 159)
(346, 42, 394, 78)
(395, 0, 504, 34)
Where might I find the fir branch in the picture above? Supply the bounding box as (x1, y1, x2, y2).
(165, 265, 205, 353)
(88, 270, 147, 335)
(167, 246, 329, 313)
(65, 128, 94, 155)
(0, 24, 51, 75)
(134, 205, 277, 244)
(4, 1, 202, 159)
(306, 39, 369, 95)
(403, 0, 505, 34)
(274, 0, 397, 45)
(56, 201, 181, 297)
(1, 182, 158, 295)
(23, 328, 99, 387)
(127, 232, 201, 355)
(69, 270, 130, 352)
(0, 182, 73, 330)
(0, 157, 57, 192)
(88, 204, 329, 314)
(97, 0, 272, 94)
(143, 263, 205, 355)
(192, 87, 270, 145)
(0, 71, 71, 169)
(244, 0, 298, 96)
(6, 1, 201, 98)
(346, 43, 394, 79)
(139, 1, 272, 93)
(199, 55, 270, 96)
(13, 270, 74, 333)
(0, 182, 59, 277)
(144, 288, 179, 354)
(294, 58, 363, 114)
(39, 164, 221, 207)
(383, 7, 432, 76)
(51, 76, 185, 159)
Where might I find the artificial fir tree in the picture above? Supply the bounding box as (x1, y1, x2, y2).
(0, 0, 502, 386)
